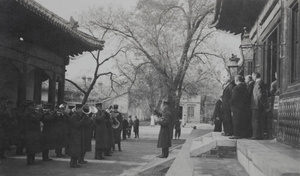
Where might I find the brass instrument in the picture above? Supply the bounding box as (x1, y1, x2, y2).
(110, 112, 120, 129)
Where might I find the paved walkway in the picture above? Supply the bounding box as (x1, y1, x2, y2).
(0, 123, 195, 176)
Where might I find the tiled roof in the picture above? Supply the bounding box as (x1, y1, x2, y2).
(15, 0, 104, 49)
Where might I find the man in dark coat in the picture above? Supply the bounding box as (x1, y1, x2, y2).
(0, 97, 14, 159)
(69, 104, 90, 168)
(230, 75, 248, 139)
(41, 103, 56, 162)
(112, 104, 123, 151)
(133, 116, 139, 139)
(222, 78, 235, 136)
(105, 106, 114, 156)
(94, 103, 108, 160)
(157, 101, 172, 158)
(122, 118, 129, 140)
(14, 101, 26, 156)
(251, 72, 269, 140)
(79, 106, 93, 164)
(55, 104, 69, 158)
(24, 100, 42, 165)
(127, 116, 133, 138)
(211, 96, 223, 132)
(245, 75, 255, 138)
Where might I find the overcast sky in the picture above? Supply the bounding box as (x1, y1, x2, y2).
(34, 0, 240, 85)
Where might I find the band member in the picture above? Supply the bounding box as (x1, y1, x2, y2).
(105, 106, 114, 156)
(69, 104, 90, 168)
(55, 103, 69, 158)
(157, 100, 172, 158)
(15, 101, 26, 156)
(112, 104, 123, 151)
(0, 97, 14, 159)
(94, 103, 108, 160)
(24, 100, 42, 165)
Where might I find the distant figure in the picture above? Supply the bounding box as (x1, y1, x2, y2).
(127, 116, 133, 138)
(133, 116, 139, 139)
(182, 115, 186, 127)
(122, 118, 128, 140)
(244, 75, 254, 138)
(150, 112, 156, 127)
(211, 95, 223, 132)
(270, 72, 279, 96)
(174, 119, 181, 140)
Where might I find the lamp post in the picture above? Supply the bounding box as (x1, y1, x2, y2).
(228, 54, 240, 80)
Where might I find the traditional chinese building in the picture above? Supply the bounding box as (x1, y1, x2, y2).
(211, 0, 300, 149)
(0, 0, 104, 106)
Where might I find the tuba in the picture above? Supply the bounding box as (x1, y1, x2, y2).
(110, 112, 120, 129)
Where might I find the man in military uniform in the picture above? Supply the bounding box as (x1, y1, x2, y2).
(55, 103, 69, 158)
(104, 106, 114, 156)
(24, 100, 42, 165)
(112, 104, 123, 151)
(157, 100, 172, 158)
(0, 97, 12, 159)
(69, 104, 90, 168)
(41, 103, 56, 162)
(94, 103, 108, 160)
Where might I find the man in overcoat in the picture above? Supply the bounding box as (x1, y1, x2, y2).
(222, 78, 235, 136)
(94, 103, 108, 160)
(24, 100, 42, 165)
(112, 104, 123, 151)
(251, 72, 269, 140)
(69, 104, 90, 168)
(157, 101, 172, 158)
(0, 97, 14, 159)
(211, 96, 223, 132)
(55, 104, 69, 158)
(104, 106, 114, 156)
(41, 103, 56, 162)
(245, 75, 255, 138)
(230, 75, 248, 139)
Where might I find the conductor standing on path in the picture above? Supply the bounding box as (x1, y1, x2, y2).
(157, 100, 172, 158)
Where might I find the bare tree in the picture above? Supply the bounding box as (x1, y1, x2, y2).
(82, 0, 216, 130)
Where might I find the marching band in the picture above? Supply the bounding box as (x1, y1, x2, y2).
(0, 98, 125, 168)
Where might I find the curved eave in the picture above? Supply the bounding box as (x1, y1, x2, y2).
(15, 0, 104, 49)
(210, 0, 268, 34)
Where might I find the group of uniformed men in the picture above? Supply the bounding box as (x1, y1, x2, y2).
(0, 97, 124, 168)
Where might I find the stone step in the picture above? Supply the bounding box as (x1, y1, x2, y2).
(237, 139, 300, 176)
(190, 132, 238, 157)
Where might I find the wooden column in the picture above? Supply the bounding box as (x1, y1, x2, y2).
(33, 70, 42, 104)
(57, 74, 65, 105)
(17, 63, 27, 105)
(48, 72, 56, 106)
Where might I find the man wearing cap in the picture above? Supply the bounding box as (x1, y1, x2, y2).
(0, 97, 11, 159)
(94, 103, 108, 160)
(111, 104, 123, 151)
(69, 104, 90, 168)
(157, 100, 172, 158)
(55, 103, 69, 158)
(24, 100, 42, 165)
(40, 103, 56, 162)
(105, 106, 114, 156)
